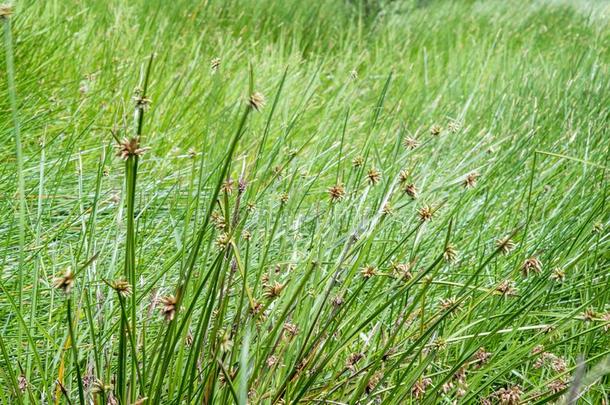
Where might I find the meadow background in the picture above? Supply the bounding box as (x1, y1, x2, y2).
(0, 0, 609, 403)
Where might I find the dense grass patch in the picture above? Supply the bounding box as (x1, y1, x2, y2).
(0, 0, 609, 403)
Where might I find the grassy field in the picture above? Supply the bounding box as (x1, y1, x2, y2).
(1, 0, 609, 403)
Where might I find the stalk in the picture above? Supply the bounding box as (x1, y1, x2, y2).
(2, 5, 26, 360)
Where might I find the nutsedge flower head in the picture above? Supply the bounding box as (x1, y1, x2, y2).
(328, 184, 346, 202)
(111, 279, 132, 298)
(116, 136, 150, 160)
(248, 92, 266, 111)
(160, 295, 178, 321)
(53, 267, 75, 294)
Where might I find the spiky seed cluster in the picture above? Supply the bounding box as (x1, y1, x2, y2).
(404, 183, 418, 199)
(360, 265, 377, 279)
(160, 295, 177, 321)
(346, 352, 364, 370)
(215, 232, 230, 249)
(399, 169, 410, 184)
(430, 124, 442, 136)
(366, 371, 383, 394)
(219, 331, 233, 353)
(352, 155, 364, 168)
(133, 94, 152, 110)
(392, 262, 413, 281)
(443, 244, 458, 263)
(248, 92, 265, 111)
(210, 57, 220, 72)
(0, 4, 13, 18)
(418, 205, 434, 222)
(463, 172, 479, 188)
(495, 280, 517, 297)
(439, 297, 458, 311)
(474, 347, 492, 367)
(493, 385, 523, 405)
(53, 268, 75, 294)
(533, 351, 567, 372)
(263, 281, 284, 300)
(17, 375, 26, 393)
(581, 308, 596, 322)
(116, 137, 150, 160)
(411, 377, 432, 399)
(279, 192, 289, 204)
(92, 379, 112, 394)
(521, 257, 542, 277)
(496, 236, 516, 255)
(221, 179, 234, 194)
(382, 203, 393, 216)
(331, 295, 344, 307)
(367, 167, 381, 185)
(448, 120, 461, 133)
(111, 279, 132, 298)
(283, 322, 299, 337)
(550, 267, 565, 282)
(548, 379, 567, 394)
(328, 184, 346, 202)
(403, 136, 419, 150)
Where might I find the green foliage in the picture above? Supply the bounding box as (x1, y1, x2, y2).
(0, 0, 608, 403)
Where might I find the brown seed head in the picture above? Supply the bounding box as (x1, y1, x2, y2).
(403, 136, 420, 150)
(430, 124, 442, 136)
(581, 307, 596, 322)
(0, 4, 13, 18)
(550, 267, 565, 282)
(352, 155, 364, 168)
(263, 281, 285, 300)
(417, 205, 434, 222)
(53, 268, 75, 294)
(412, 377, 432, 399)
(496, 237, 516, 255)
(360, 265, 377, 279)
(328, 184, 346, 202)
(399, 169, 410, 183)
(116, 136, 150, 160)
(160, 295, 178, 321)
(463, 172, 479, 188)
(248, 92, 266, 111)
(221, 179, 234, 194)
(404, 183, 418, 199)
(283, 322, 299, 337)
(493, 385, 522, 405)
(210, 57, 220, 72)
(443, 244, 458, 263)
(392, 262, 413, 281)
(495, 280, 517, 297)
(346, 352, 364, 370)
(521, 257, 542, 277)
(111, 279, 132, 298)
(279, 192, 289, 204)
(367, 167, 381, 185)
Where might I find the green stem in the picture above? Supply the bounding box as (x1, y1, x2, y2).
(2, 11, 26, 361)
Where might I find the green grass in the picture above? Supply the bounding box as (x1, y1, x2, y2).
(1, 0, 609, 403)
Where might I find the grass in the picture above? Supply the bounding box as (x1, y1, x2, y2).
(0, 0, 609, 403)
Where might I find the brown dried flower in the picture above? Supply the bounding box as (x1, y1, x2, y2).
(522, 257, 542, 277)
(53, 268, 75, 294)
(328, 184, 346, 202)
(360, 265, 377, 279)
(160, 295, 178, 321)
(116, 136, 150, 160)
(248, 92, 266, 111)
(367, 167, 382, 185)
(463, 172, 479, 188)
(496, 237, 516, 255)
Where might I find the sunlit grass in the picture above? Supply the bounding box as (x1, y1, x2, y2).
(0, 0, 608, 403)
